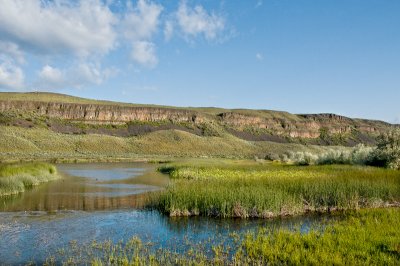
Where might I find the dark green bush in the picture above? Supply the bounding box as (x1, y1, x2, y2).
(368, 129, 400, 170)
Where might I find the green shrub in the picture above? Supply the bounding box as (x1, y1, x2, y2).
(282, 144, 374, 166)
(368, 129, 400, 170)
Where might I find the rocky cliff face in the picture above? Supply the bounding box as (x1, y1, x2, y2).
(217, 112, 392, 140)
(0, 100, 207, 124)
(0, 98, 396, 145)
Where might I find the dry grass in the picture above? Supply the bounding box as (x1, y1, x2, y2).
(0, 126, 337, 162)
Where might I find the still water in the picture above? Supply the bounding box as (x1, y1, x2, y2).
(1, 163, 169, 212)
(0, 163, 331, 264)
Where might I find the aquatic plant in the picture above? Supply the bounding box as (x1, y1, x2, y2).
(153, 163, 400, 218)
(0, 162, 59, 196)
(43, 208, 400, 265)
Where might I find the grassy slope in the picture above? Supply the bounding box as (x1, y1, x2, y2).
(0, 162, 59, 196)
(0, 92, 388, 161)
(0, 126, 334, 162)
(153, 161, 400, 218)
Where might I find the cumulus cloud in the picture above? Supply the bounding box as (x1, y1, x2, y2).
(0, 0, 232, 91)
(131, 41, 158, 68)
(164, 20, 174, 41)
(123, 0, 163, 41)
(36, 63, 117, 90)
(176, 1, 225, 40)
(0, 60, 24, 90)
(0, 41, 25, 64)
(122, 0, 162, 68)
(39, 65, 64, 85)
(0, 0, 117, 57)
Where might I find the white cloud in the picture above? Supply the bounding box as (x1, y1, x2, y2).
(256, 53, 264, 61)
(0, 0, 233, 91)
(0, 60, 24, 90)
(164, 20, 174, 41)
(0, 41, 25, 64)
(176, 1, 225, 40)
(36, 63, 117, 90)
(131, 41, 158, 68)
(122, 0, 162, 68)
(39, 65, 64, 85)
(0, 0, 117, 57)
(73, 63, 109, 86)
(123, 0, 163, 41)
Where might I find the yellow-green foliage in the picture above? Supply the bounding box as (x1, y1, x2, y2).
(0, 162, 59, 196)
(0, 126, 336, 161)
(44, 208, 400, 265)
(154, 162, 400, 218)
(237, 208, 400, 265)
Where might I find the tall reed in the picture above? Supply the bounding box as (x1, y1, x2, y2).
(153, 163, 400, 218)
(0, 162, 59, 196)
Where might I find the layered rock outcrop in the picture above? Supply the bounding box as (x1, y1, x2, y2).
(0, 100, 206, 124)
(0, 98, 396, 144)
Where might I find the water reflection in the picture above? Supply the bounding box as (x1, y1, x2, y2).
(0, 163, 338, 265)
(0, 210, 335, 265)
(0, 163, 169, 212)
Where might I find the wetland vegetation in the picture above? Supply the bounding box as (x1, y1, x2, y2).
(153, 160, 400, 218)
(0, 162, 59, 196)
(42, 208, 400, 265)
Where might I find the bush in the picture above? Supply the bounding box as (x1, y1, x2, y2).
(283, 144, 374, 166)
(368, 129, 400, 170)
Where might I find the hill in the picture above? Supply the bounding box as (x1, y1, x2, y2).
(0, 92, 397, 161)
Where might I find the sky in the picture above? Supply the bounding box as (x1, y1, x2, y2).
(0, 0, 399, 123)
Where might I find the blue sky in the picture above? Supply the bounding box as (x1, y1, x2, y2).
(0, 0, 399, 123)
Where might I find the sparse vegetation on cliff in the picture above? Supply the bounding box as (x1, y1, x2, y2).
(0, 92, 395, 150)
(0, 162, 60, 196)
(152, 161, 400, 218)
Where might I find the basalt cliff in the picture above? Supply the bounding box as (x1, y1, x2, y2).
(0, 92, 397, 146)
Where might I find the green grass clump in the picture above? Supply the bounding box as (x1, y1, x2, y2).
(237, 208, 400, 265)
(43, 208, 400, 265)
(153, 162, 400, 218)
(0, 162, 59, 196)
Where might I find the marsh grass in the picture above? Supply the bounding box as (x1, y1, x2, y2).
(237, 208, 400, 265)
(153, 162, 400, 218)
(0, 162, 59, 196)
(43, 208, 400, 265)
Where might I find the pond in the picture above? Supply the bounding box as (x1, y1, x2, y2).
(0, 163, 333, 264)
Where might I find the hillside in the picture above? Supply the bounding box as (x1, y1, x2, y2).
(0, 92, 397, 161)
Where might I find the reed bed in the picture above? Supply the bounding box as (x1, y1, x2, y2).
(0, 162, 59, 196)
(153, 163, 400, 218)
